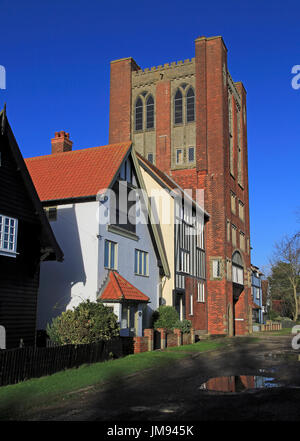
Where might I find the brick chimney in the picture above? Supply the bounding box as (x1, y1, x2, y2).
(51, 131, 73, 154)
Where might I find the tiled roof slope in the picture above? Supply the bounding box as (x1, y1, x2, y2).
(25, 142, 132, 201)
(100, 271, 150, 302)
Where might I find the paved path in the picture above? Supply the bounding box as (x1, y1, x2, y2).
(24, 335, 300, 421)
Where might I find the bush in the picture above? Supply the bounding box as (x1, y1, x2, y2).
(174, 319, 192, 334)
(153, 306, 179, 331)
(267, 309, 278, 321)
(46, 300, 120, 345)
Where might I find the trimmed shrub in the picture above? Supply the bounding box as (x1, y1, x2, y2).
(174, 319, 192, 334)
(46, 300, 120, 345)
(153, 306, 179, 331)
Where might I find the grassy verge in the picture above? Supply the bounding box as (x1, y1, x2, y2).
(260, 327, 294, 336)
(0, 338, 230, 419)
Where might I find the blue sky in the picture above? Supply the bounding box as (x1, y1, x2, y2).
(0, 0, 299, 271)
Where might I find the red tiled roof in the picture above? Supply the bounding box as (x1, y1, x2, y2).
(25, 142, 132, 201)
(100, 271, 150, 302)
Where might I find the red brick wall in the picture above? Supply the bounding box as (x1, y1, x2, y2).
(155, 81, 171, 173)
(133, 336, 148, 353)
(109, 58, 139, 144)
(185, 276, 207, 331)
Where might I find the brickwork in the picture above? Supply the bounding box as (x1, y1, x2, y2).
(109, 35, 252, 336)
(185, 276, 207, 331)
(133, 336, 148, 354)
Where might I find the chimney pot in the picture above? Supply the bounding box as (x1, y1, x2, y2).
(51, 131, 73, 154)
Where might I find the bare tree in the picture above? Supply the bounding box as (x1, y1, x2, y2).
(271, 232, 300, 321)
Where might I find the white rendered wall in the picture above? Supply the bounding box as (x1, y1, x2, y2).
(37, 201, 99, 329)
(97, 195, 160, 330)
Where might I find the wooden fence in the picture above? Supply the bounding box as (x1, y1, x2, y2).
(0, 338, 131, 387)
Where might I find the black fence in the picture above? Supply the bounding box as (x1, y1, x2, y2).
(0, 337, 134, 387)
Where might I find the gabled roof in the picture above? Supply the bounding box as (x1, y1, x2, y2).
(0, 108, 63, 262)
(25, 142, 132, 202)
(99, 271, 150, 302)
(25, 138, 170, 278)
(136, 152, 210, 220)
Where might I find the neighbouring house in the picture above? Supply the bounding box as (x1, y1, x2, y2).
(137, 153, 210, 336)
(0, 108, 63, 349)
(261, 279, 270, 316)
(251, 265, 264, 324)
(26, 132, 169, 337)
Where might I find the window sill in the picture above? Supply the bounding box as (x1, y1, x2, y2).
(107, 224, 139, 241)
(0, 250, 18, 258)
(133, 128, 155, 134)
(134, 273, 149, 278)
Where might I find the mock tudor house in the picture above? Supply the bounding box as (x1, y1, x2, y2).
(26, 132, 169, 337)
(137, 153, 209, 335)
(0, 108, 63, 349)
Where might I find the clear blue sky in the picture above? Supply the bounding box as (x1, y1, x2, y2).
(0, 0, 299, 271)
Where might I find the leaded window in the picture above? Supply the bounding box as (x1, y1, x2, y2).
(135, 97, 143, 131)
(174, 89, 183, 124)
(186, 87, 195, 122)
(146, 95, 154, 129)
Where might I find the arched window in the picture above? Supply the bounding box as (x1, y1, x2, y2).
(174, 89, 183, 124)
(135, 97, 143, 131)
(232, 251, 244, 285)
(232, 251, 243, 267)
(146, 95, 154, 129)
(186, 87, 195, 122)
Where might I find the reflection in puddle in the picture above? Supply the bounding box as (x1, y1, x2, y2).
(199, 375, 282, 392)
(263, 352, 300, 361)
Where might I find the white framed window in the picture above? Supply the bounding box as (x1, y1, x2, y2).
(0, 215, 18, 257)
(179, 249, 190, 273)
(135, 249, 149, 276)
(189, 293, 193, 315)
(104, 240, 118, 270)
(196, 217, 204, 249)
(197, 280, 205, 302)
(256, 287, 260, 300)
(212, 259, 222, 279)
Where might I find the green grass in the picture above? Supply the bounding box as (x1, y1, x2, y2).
(265, 327, 294, 336)
(0, 338, 229, 420)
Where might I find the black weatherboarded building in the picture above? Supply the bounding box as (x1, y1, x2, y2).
(0, 108, 63, 349)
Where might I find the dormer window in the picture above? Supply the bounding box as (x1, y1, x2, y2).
(0, 214, 18, 257)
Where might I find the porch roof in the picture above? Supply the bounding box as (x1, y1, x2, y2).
(99, 271, 150, 302)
